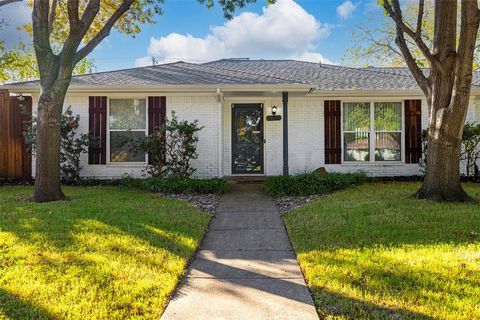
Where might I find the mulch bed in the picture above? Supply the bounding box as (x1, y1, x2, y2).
(157, 193, 220, 214)
(275, 195, 323, 213)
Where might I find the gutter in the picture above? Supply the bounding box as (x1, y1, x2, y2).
(0, 84, 314, 94)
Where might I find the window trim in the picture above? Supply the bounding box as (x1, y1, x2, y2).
(106, 97, 149, 165)
(341, 99, 405, 164)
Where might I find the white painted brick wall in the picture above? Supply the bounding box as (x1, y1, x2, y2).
(31, 93, 220, 179)
(29, 93, 480, 179)
(167, 96, 219, 178)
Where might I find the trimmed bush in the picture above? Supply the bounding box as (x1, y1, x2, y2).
(139, 177, 232, 195)
(265, 172, 369, 197)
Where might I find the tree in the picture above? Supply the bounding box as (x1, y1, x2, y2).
(346, 0, 480, 69)
(379, 0, 479, 201)
(0, 41, 95, 83)
(28, 0, 270, 202)
(30, 0, 166, 202)
(0, 1, 95, 84)
(344, 0, 434, 67)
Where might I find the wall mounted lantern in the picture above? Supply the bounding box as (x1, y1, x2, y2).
(266, 105, 281, 121)
(271, 105, 277, 115)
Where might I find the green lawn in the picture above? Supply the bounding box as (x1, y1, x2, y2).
(283, 182, 480, 320)
(0, 186, 210, 320)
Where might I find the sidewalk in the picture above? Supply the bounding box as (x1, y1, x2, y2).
(161, 183, 318, 320)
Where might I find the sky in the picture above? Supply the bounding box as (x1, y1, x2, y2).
(0, 0, 385, 72)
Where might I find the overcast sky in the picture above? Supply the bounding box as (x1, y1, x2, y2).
(0, 0, 384, 72)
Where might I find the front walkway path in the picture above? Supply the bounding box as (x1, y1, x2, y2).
(161, 183, 318, 320)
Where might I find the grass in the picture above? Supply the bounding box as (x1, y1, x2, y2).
(0, 186, 210, 320)
(283, 182, 480, 320)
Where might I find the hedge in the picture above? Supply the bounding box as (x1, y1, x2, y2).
(265, 172, 369, 197)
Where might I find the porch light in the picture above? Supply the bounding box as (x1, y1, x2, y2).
(16, 94, 25, 102)
(271, 105, 277, 115)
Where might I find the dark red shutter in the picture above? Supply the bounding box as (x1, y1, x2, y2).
(148, 96, 166, 135)
(405, 99, 422, 164)
(324, 100, 342, 164)
(88, 96, 107, 164)
(148, 97, 166, 164)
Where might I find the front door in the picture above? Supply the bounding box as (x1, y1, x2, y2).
(232, 104, 264, 174)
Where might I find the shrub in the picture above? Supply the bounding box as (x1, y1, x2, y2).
(265, 172, 369, 197)
(24, 107, 96, 183)
(422, 124, 480, 178)
(140, 177, 232, 195)
(461, 122, 480, 178)
(118, 111, 203, 178)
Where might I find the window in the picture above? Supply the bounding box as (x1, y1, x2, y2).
(109, 98, 147, 163)
(343, 101, 403, 162)
(374, 102, 402, 161)
(343, 102, 370, 161)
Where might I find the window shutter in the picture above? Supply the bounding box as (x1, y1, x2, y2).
(148, 97, 166, 165)
(324, 100, 342, 164)
(404, 99, 422, 164)
(148, 96, 166, 135)
(88, 96, 107, 164)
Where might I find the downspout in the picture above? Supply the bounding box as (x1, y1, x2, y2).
(216, 88, 224, 178)
(282, 91, 289, 176)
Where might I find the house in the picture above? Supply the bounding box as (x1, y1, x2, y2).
(1, 59, 480, 179)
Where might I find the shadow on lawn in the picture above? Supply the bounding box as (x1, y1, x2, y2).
(0, 287, 60, 320)
(0, 188, 201, 259)
(313, 287, 433, 320)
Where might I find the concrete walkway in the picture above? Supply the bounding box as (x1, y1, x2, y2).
(162, 183, 318, 320)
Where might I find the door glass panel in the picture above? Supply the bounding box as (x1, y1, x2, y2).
(233, 105, 263, 174)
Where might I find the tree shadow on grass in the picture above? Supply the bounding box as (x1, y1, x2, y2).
(297, 248, 479, 319)
(0, 187, 209, 318)
(0, 187, 205, 258)
(312, 287, 433, 320)
(0, 287, 60, 320)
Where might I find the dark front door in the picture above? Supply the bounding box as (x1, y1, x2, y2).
(232, 104, 264, 174)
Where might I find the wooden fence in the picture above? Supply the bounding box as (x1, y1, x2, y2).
(0, 90, 32, 179)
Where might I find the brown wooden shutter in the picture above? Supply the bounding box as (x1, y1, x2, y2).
(324, 100, 342, 164)
(88, 96, 107, 164)
(148, 96, 166, 135)
(148, 97, 166, 164)
(404, 99, 422, 164)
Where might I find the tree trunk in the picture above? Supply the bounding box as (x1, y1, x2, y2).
(417, 134, 473, 202)
(417, 85, 474, 202)
(31, 90, 65, 202)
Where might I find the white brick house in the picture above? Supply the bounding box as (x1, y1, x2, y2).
(2, 59, 480, 179)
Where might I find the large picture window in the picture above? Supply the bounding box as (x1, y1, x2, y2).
(109, 98, 147, 163)
(343, 101, 403, 162)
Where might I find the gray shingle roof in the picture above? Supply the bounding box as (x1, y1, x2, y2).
(7, 58, 480, 91)
(204, 59, 426, 90)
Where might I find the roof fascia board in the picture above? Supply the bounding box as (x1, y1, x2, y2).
(0, 84, 313, 94)
(310, 88, 480, 97)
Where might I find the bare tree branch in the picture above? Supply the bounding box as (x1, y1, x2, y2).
(67, 0, 81, 33)
(48, 0, 58, 36)
(0, 0, 21, 7)
(394, 23, 430, 96)
(75, 0, 135, 63)
(416, 0, 425, 37)
(451, 0, 480, 112)
(383, 0, 441, 71)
